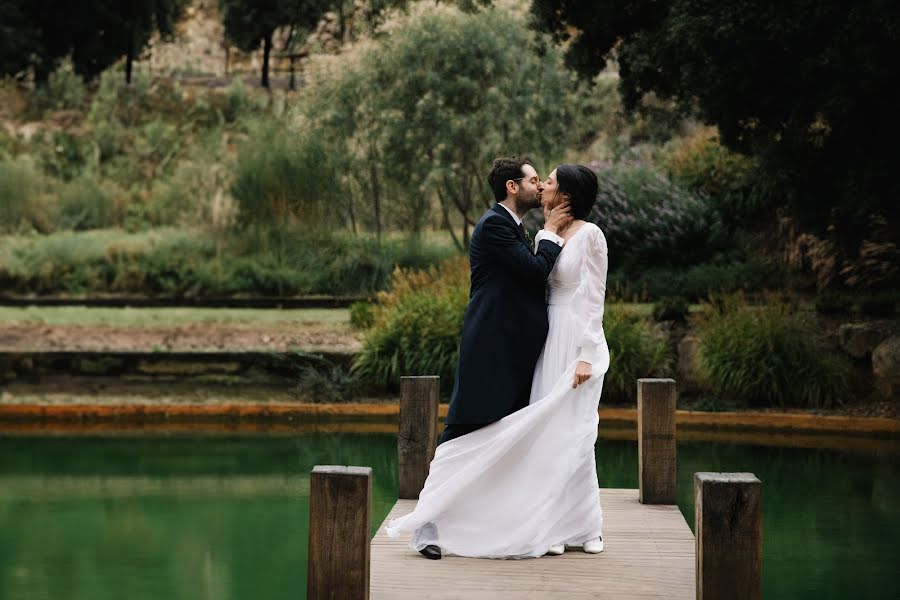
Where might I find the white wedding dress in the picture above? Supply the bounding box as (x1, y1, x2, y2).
(385, 222, 610, 559)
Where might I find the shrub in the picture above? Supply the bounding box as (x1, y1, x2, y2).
(663, 128, 762, 227)
(349, 302, 375, 329)
(602, 305, 673, 403)
(352, 257, 470, 391)
(652, 296, 690, 322)
(30, 58, 87, 114)
(696, 297, 854, 408)
(56, 176, 122, 230)
(588, 163, 730, 271)
(0, 156, 49, 233)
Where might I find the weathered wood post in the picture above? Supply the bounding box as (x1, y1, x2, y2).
(638, 378, 677, 504)
(694, 473, 762, 600)
(398, 375, 440, 499)
(307, 466, 372, 600)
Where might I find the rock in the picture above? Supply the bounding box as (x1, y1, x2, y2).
(677, 334, 700, 388)
(838, 322, 890, 359)
(872, 336, 900, 400)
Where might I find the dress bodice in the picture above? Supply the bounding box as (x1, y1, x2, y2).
(547, 225, 592, 306)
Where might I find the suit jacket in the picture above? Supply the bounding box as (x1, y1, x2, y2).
(445, 203, 563, 425)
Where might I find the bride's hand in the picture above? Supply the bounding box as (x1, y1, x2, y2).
(572, 361, 592, 388)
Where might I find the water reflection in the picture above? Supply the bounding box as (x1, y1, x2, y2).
(0, 433, 897, 600)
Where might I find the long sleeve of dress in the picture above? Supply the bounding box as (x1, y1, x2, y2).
(577, 227, 608, 366)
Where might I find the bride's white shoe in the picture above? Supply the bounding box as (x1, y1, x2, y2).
(546, 543, 565, 556)
(582, 536, 604, 553)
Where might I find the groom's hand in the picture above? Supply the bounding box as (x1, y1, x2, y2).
(572, 361, 592, 388)
(545, 201, 572, 234)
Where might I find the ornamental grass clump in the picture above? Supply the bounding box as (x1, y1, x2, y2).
(352, 257, 470, 391)
(696, 295, 854, 408)
(602, 305, 673, 403)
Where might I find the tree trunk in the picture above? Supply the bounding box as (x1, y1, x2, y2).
(261, 31, 273, 88)
(369, 161, 383, 242)
(348, 191, 359, 236)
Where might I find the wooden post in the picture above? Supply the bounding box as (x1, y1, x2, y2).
(638, 378, 677, 504)
(398, 376, 440, 499)
(308, 466, 371, 600)
(695, 472, 762, 600)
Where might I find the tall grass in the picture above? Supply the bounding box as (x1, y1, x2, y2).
(0, 157, 45, 233)
(602, 305, 673, 403)
(352, 257, 470, 391)
(695, 295, 854, 408)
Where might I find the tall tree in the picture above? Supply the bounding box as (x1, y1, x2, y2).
(301, 3, 580, 247)
(221, 0, 328, 88)
(0, 0, 187, 83)
(532, 0, 900, 254)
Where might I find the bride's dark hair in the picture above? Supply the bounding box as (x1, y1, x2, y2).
(556, 164, 598, 220)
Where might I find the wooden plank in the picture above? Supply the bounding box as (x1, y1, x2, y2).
(695, 473, 762, 600)
(398, 376, 440, 499)
(308, 465, 372, 600)
(638, 379, 677, 504)
(371, 489, 694, 599)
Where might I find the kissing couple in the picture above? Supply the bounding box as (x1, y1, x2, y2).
(386, 156, 610, 559)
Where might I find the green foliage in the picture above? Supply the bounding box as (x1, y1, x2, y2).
(0, 228, 458, 297)
(663, 129, 765, 228)
(602, 306, 672, 403)
(56, 176, 122, 230)
(349, 302, 376, 329)
(0, 156, 47, 233)
(29, 58, 87, 114)
(607, 259, 776, 302)
(590, 163, 730, 271)
(230, 119, 332, 230)
(532, 0, 900, 254)
(652, 296, 690, 323)
(301, 3, 580, 245)
(696, 296, 854, 408)
(352, 257, 470, 391)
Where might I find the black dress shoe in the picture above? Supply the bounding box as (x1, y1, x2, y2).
(419, 545, 441, 560)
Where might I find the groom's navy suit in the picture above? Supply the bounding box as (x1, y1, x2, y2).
(442, 203, 563, 442)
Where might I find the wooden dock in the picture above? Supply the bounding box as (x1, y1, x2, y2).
(307, 377, 763, 600)
(371, 489, 694, 599)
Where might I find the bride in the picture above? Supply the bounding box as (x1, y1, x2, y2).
(385, 163, 609, 559)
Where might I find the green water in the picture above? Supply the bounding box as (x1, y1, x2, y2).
(0, 433, 897, 599)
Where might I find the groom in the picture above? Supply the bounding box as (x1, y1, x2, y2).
(417, 157, 571, 560)
(441, 157, 571, 444)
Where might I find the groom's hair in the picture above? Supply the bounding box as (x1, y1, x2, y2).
(487, 156, 533, 202)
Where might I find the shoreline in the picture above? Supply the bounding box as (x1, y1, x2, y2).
(1, 402, 897, 436)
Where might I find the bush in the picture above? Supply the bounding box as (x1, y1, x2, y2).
(30, 58, 87, 114)
(606, 259, 775, 302)
(602, 306, 673, 403)
(352, 257, 470, 391)
(652, 296, 690, 322)
(696, 297, 854, 408)
(663, 128, 763, 227)
(588, 163, 731, 271)
(56, 176, 122, 230)
(0, 228, 459, 297)
(0, 156, 49, 233)
(349, 302, 375, 329)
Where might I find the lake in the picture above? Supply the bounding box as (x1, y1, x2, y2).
(0, 431, 897, 599)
